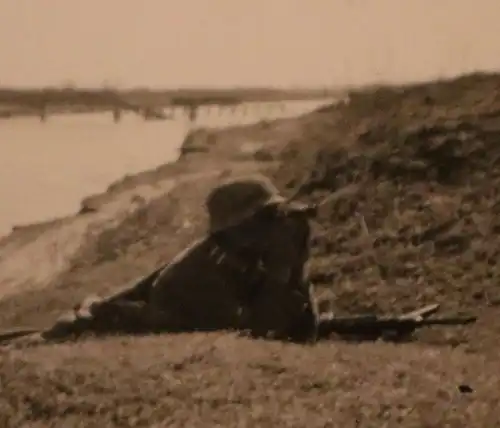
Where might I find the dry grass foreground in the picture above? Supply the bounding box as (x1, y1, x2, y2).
(2, 72, 500, 427)
(2, 335, 497, 427)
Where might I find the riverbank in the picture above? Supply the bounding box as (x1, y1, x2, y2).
(0, 110, 313, 313)
(2, 71, 500, 427)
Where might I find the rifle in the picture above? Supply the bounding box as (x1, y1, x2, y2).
(317, 303, 477, 341)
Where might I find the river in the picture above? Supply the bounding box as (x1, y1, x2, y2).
(0, 99, 333, 237)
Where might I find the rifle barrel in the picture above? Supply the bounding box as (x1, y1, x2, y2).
(419, 316, 477, 326)
(318, 315, 477, 338)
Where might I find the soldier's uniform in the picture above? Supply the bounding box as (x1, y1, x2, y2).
(14, 175, 320, 345)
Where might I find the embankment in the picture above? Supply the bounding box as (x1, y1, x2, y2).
(0, 110, 313, 327)
(2, 72, 500, 349)
(3, 73, 500, 427)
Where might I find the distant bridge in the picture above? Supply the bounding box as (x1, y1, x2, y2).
(0, 87, 346, 123)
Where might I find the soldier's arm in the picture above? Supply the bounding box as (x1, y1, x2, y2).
(243, 261, 319, 343)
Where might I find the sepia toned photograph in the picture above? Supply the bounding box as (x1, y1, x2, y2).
(0, 1, 498, 426)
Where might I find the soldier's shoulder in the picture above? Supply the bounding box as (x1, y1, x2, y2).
(156, 236, 215, 275)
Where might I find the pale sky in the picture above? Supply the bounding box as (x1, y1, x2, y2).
(1, 0, 499, 88)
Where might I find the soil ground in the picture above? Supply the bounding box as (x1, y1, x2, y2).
(1, 72, 500, 427)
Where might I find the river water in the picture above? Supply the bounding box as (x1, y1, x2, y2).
(0, 99, 333, 237)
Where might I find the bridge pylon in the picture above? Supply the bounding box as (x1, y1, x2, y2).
(39, 104, 47, 122)
(112, 107, 122, 123)
(187, 105, 198, 122)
